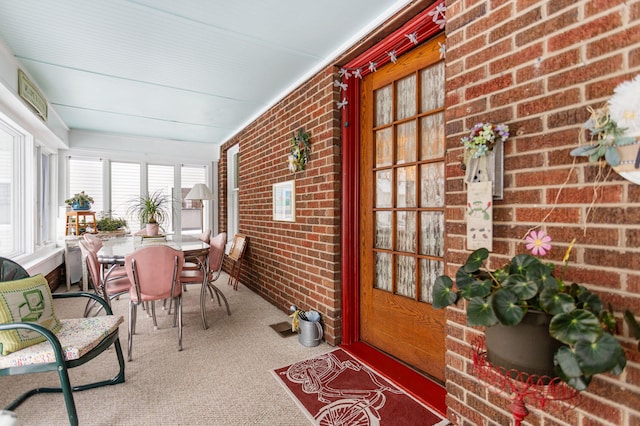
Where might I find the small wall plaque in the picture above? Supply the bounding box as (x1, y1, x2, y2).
(273, 180, 295, 222)
(18, 69, 48, 121)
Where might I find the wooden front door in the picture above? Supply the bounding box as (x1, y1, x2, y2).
(359, 34, 446, 382)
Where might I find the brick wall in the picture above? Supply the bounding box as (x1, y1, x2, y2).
(218, 68, 343, 345)
(445, 0, 640, 424)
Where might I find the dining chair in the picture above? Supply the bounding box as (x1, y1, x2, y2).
(180, 232, 229, 329)
(82, 233, 128, 278)
(181, 229, 212, 294)
(124, 245, 184, 361)
(78, 240, 132, 317)
(198, 229, 211, 244)
(82, 233, 103, 252)
(0, 257, 125, 426)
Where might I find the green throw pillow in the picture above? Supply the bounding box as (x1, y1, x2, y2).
(0, 274, 62, 355)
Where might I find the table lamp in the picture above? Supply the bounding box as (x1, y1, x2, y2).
(184, 183, 214, 232)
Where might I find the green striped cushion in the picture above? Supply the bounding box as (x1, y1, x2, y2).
(0, 274, 61, 355)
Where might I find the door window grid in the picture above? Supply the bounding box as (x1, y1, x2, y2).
(372, 61, 445, 304)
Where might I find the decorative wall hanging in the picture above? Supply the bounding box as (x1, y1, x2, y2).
(335, 1, 446, 112)
(287, 128, 311, 173)
(571, 74, 640, 184)
(462, 122, 509, 199)
(466, 181, 493, 251)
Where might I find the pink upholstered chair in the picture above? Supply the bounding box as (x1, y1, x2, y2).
(198, 229, 211, 244)
(82, 233, 103, 251)
(78, 240, 131, 316)
(124, 245, 184, 361)
(181, 229, 212, 292)
(82, 233, 128, 280)
(180, 232, 229, 329)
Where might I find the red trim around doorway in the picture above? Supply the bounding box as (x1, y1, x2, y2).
(340, 0, 444, 344)
(339, 0, 447, 415)
(341, 342, 447, 415)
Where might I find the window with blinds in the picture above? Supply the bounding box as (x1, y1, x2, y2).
(111, 162, 141, 231)
(149, 164, 175, 233)
(69, 158, 104, 215)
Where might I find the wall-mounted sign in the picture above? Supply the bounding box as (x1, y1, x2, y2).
(467, 181, 493, 251)
(18, 69, 48, 121)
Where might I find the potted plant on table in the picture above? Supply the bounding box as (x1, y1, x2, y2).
(432, 231, 637, 391)
(65, 191, 94, 211)
(96, 214, 128, 234)
(126, 190, 171, 236)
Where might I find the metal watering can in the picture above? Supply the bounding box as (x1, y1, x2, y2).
(297, 310, 323, 347)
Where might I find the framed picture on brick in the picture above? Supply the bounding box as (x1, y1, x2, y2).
(273, 180, 295, 222)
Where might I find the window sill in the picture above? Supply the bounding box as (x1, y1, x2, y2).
(16, 245, 64, 276)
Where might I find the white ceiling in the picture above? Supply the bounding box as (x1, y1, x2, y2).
(0, 0, 412, 145)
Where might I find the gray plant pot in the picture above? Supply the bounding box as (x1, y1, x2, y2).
(485, 311, 563, 380)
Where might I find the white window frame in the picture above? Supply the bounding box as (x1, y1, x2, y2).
(226, 145, 239, 250)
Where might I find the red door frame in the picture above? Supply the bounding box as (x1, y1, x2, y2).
(339, 2, 447, 413)
(340, 1, 444, 345)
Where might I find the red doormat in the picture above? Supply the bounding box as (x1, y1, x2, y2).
(272, 349, 449, 425)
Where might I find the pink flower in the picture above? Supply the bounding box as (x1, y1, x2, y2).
(525, 230, 552, 256)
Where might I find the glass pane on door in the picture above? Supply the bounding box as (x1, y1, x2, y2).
(396, 166, 416, 208)
(396, 75, 416, 120)
(375, 85, 392, 127)
(421, 163, 444, 207)
(396, 255, 416, 298)
(420, 62, 445, 112)
(375, 252, 392, 291)
(420, 112, 445, 159)
(376, 128, 393, 167)
(420, 211, 444, 257)
(420, 259, 444, 303)
(396, 211, 416, 253)
(375, 170, 392, 208)
(375, 211, 392, 249)
(396, 122, 416, 164)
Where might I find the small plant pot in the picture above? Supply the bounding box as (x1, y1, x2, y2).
(71, 201, 91, 211)
(485, 311, 563, 380)
(146, 223, 160, 236)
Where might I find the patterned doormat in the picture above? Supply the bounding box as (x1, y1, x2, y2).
(272, 349, 449, 425)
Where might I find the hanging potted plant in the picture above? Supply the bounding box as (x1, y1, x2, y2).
(65, 191, 94, 211)
(432, 231, 638, 391)
(126, 190, 171, 236)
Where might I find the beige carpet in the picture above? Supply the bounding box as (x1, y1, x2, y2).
(0, 273, 332, 425)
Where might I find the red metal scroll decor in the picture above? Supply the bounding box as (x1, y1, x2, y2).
(471, 337, 580, 426)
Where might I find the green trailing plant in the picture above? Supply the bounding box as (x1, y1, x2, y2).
(432, 231, 636, 391)
(96, 215, 127, 232)
(126, 190, 171, 226)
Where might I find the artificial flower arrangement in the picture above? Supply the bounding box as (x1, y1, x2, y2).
(287, 128, 311, 173)
(432, 230, 640, 391)
(462, 122, 510, 160)
(570, 74, 640, 167)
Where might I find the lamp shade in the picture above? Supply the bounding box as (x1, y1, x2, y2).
(185, 183, 214, 200)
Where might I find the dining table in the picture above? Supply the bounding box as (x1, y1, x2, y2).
(96, 234, 210, 320)
(97, 234, 209, 268)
